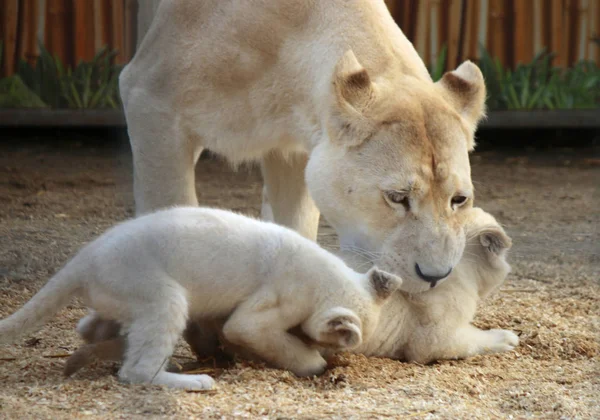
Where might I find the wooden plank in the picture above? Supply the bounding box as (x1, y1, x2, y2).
(461, 0, 473, 60)
(93, 0, 111, 51)
(477, 0, 489, 59)
(385, 0, 397, 18)
(415, 0, 430, 64)
(430, 0, 441, 68)
(596, 0, 600, 64)
(111, 0, 126, 64)
(402, 0, 412, 34)
(3, 0, 20, 76)
(36, 0, 47, 51)
(576, 0, 589, 61)
(73, 0, 95, 62)
(533, 0, 544, 55)
(45, 0, 71, 66)
(462, 0, 480, 60)
(17, 0, 39, 67)
(563, 0, 573, 65)
(447, 0, 463, 69)
(124, 0, 137, 61)
(540, 0, 552, 56)
(514, 0, 533, 63)
(489, 0, 507, 66)
(551, 0, 564, 65)
(589, 0, 598, 62)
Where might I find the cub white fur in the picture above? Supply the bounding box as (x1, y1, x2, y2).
(0, 208, 401, 389)
(348, 207, 519, 362)
(64, 208, 519, 378)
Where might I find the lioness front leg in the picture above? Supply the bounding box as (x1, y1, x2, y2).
(223, 305, 327, 377)
(261, 151, 320, 241)
(126, 101, 200, 214)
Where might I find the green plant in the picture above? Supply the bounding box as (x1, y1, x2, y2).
(474, 46, 599, 110)
(0, 75, 47, 108)
(14, 42, 122, 109)
(56, 47, 122, 108)
(429, 45, 448, 82)
(430, 44, 600, 110)
(17, 43, 62, 107)
(543, 61, 600, 109)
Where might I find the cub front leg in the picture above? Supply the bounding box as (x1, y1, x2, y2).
(223, 305, 327, 377)
(261, 151, 320, 241)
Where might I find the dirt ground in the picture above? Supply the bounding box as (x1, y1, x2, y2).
(0, 132, 598, 419)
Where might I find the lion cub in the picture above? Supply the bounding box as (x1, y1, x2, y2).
(352, 207, 519, 362)
(0, 207, 401, 390)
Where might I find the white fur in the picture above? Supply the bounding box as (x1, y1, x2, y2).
(0, 208, 401, 389)
(346, 208, 520, 363)
(121, 0, 486, 292)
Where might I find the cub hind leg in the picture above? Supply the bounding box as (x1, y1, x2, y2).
(118, 286, 214, 390)
(76, 310, 121, 343)
(223, 301, 327, 377)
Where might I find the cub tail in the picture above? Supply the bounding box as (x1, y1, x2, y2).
(0, 261, 83, 344)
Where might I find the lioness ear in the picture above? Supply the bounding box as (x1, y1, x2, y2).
(314, 307, 363, 349)
(438, 60, 486, 138)
(330, 50, 377, 147)
(367, 267, 403, 301)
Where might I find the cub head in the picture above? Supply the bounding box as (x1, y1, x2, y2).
(306, 50, 486, 293)
(460, 207, 512, 298)
(304, 267, 402, 350)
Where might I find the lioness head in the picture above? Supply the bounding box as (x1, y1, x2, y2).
(306, 50, 486, 293)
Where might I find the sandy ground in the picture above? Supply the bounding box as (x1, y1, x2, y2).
(0, 132, 598, 419)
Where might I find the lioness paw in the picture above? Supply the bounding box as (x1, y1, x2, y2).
(480, 329, 519, 354)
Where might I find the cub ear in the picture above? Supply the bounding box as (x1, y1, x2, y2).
(330, 50, 377, 147)
(479, 226, 512, 256)
(367, 266, 403, 301)
(314, 307, 363, 350)
(437, 60, 486, 140)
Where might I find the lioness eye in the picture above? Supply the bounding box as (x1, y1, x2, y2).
(385, 191, 410, 211)
(451, 195, 468, 208)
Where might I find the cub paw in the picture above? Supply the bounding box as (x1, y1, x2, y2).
(314, 307, 362, 350)
(184, 374, 215, 390)
(481, 329, 519, 354)
(291, 355, 328, 377)
(156, 373, 216, 390)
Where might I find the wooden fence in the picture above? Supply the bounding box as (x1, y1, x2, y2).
(1, 0, 137, 77)
(386, 0, 600, 70)
(1, 0, 599, 78)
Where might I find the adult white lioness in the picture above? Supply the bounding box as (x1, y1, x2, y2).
(120, 0, 486, 294)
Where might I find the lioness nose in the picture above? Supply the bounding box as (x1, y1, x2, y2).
(415, 263, 452, 287)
